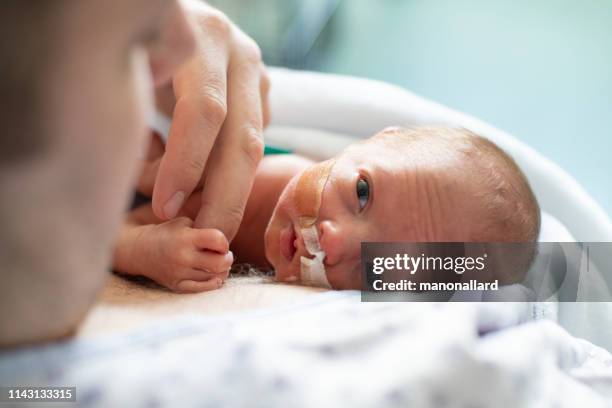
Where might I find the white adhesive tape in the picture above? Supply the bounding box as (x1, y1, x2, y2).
(300, 225, 331, 288)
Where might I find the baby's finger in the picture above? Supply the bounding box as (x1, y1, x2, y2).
(174, 267, 219, 282)
(192, 251, 233, 275)
(190, 228, 229, 253)
(175, 278, 223, 294)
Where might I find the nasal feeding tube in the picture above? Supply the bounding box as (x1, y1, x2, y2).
(293, 159, 336, 288)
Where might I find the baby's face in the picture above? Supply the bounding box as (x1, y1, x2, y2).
(264, 129, 473, 290)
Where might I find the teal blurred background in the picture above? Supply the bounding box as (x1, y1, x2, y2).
(212, 0, 611, 217)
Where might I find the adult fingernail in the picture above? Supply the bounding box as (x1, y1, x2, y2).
(163, 191, 185, 219)
(227, 251, 234, 263)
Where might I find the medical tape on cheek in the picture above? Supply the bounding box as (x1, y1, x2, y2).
(294, 159, 336, 288)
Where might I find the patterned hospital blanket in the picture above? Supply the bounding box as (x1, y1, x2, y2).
(1, 292, 612, 407)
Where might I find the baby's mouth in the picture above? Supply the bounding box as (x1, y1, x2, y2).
(279, 224, 298, 262)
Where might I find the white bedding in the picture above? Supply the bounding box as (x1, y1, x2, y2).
(1, 294, 612, 407)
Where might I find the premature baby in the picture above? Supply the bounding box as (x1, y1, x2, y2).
(113, 126, 540, 292)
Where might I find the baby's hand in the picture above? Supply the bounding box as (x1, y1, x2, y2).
(143, 217, 233, 293)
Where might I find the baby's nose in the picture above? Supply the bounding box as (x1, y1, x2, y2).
(318, 220, 344, 266)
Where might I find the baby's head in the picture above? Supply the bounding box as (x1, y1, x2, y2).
(264, 127, 540, 289)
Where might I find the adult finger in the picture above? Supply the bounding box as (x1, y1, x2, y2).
(194, 44, 265, 240)
(260, 64, 271, 128)
(152, 36, 230, 220)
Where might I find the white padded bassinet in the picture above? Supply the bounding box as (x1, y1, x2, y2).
(266, 68, 612, 268)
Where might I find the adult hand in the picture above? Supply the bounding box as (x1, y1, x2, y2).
(150, 0, 270, 242)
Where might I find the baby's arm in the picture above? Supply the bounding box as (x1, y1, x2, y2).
(113, 153, 311, 292)
(113, 204, 233, 293)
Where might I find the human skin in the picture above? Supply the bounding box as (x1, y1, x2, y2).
(265, 129, 482, 290)
(0, 0, 195, 347)
(114, 153, 311, 292)
(148, 0, 271, 243)
(116, 128, 481, 292)
(107, 0, 271, 292)
(0, 0, 267, 347)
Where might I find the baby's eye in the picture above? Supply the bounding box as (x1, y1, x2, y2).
(356, 178, 370, 211)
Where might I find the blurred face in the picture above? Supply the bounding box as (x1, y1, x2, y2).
(37, 0, 195, 270)
(265, 129, 472, 290)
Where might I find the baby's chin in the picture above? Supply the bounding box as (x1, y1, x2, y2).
(274, 265, 299, 283)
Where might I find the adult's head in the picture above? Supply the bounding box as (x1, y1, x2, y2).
(0, 0, 195, 346)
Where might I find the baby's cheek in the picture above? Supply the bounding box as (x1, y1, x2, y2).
(264, 205, 291, 272)
(294, 160, 336, 225)
(275, 176, 300, 218)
